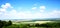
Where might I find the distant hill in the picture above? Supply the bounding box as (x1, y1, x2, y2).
(0, 18, 60, 21)
(31, 18, 60, 21)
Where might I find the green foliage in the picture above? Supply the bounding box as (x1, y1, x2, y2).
(8, 20, 12, 25)
(1, 20, 60, 28)
(0, 20, 12, 28)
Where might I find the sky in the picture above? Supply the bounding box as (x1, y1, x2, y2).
(0, 0, 60, 19)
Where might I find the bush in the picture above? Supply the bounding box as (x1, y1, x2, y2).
(0, 20, 12, 28)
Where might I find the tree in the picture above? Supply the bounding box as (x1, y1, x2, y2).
(0, 20, 12, 28)
(0, 20, 4, 28)
(8, 20, 12, 25)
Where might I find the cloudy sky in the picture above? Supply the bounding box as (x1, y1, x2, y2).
(0, 0, 60, 19)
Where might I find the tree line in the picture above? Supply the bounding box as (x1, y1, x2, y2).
(0, 20, 12, 28)
(27, 23, 60, 27)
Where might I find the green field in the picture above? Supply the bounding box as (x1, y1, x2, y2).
(2, 20, 60, 28)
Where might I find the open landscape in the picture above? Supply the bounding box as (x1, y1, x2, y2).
(0, 0, 60, 28)
(0, 19, 60, 28)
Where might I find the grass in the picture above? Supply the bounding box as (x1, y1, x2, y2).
(2, 21, 60, 28)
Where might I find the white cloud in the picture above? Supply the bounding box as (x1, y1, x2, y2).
(2, 10, 60, 19)
(0, 3, 13, 12)
(0, 3, 60, 19)
(32, 7, 37, 10)
(40, 10, 45, 12)
(1, 3, 13, 9)
(40, 6, 46, 12)
(40, 6, 45, 9)
(0, 8, 6, 12)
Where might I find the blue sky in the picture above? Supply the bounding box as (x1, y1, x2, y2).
(0, 0, 60, 19)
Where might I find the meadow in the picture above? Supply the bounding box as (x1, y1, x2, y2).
(2, 20, 60, 28)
